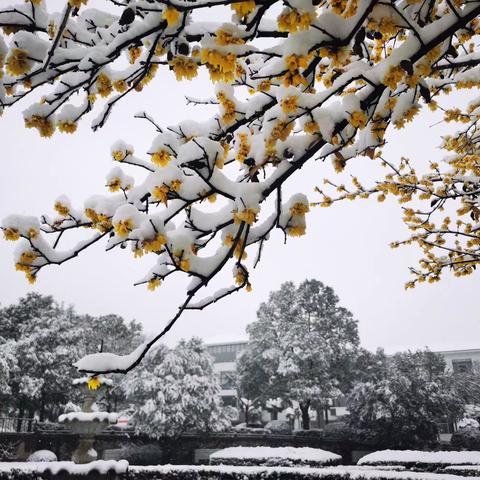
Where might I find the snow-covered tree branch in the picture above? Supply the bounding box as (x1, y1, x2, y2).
(1, 0, 480, 372)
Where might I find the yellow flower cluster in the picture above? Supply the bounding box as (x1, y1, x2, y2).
(162, 7, 180, 27)
(217, 90, 236, 125)
(394, 105, 420, 129)
(85, 208, 112, 232)
(148, 278, 162, 291)
(382, 65, 404, 90)
(25, 115, 55, 138)
(54, 201, 70, 217)
(235, 133, 251, 162)
(151, 149, 171, 167)
(277, 9, 314, 33)
(329, 0, 358, 17)
(304, 120, 320, 134)
(216, 29, 245, 46)
(281, 95, 298, 114)
(282, 54, 309, 87)
(224, 234, 247, 259)
(231, 1, 256, 17)
(200, 49, 237, 83)
(15, 262, 36, 284)
(114, 218, 134, 238)
(349, 111, 367, 129)
(174, 250, 191, 271)
(113, 79, 128, 93)
(57, 120, 77, 134)
(96, 73, 112, 98)
(290, 201, 309, 217)
(6, 48, 31, 76)
(3, 228, 20, 241)
(234, 207, 258, 225)
(152, 184, 170, 204)
(128, 46, 142, 64)
(87, 376, 101, 390)
(265, 121, 294, 154)
(171, 56, 198, 81)
(112, 147, 133, 162)
(143, 233, 167, 253)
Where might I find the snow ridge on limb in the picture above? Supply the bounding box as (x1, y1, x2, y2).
(2, 0, 480, 373)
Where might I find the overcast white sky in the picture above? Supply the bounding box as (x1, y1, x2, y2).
(1, 1, 478, 355)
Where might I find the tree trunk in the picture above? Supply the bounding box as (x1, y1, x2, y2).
(245, 406, 250, 425)
(324, 406, 330, 425)
(317, 407, 326, 428)
(300, 402, 310, 430)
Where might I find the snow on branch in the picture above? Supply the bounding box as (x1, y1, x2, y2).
(2, 0, 480, 372)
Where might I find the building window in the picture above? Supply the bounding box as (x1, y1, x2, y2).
(452, 359, 473, 374)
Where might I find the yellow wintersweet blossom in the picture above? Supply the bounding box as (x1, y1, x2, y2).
(96, 73, 112, 98)
(304, 121, 320, 134)
(217, 90, 236, 124)
(286, 226, 306, 236)
(382, 65, 404, 90)
(87, 376, 101, 390)
(278, 9, 314, 33)
(143, 233, 167, 253)
(281, 95, 298, 114)
(113, 79, 128, 93)
(3, 228, 20, 241)
(200, 49, 237, 83)
(171, 56, 198, 81)
(151, 149, 171, 167)
(114, 218, 134, 238)
(54, 201, 70, 217)
(148, 278, 161, 291)
(290, 202, 309, 216)
(152, 185, 170, 204)
(163, 7, 180, 26)
(128, 46, 142, 64)
(6, 49, 31, 76)
(234, 208, 258, 225)
(57, 120, 77, 134)
(349, 111, 368, 129)
(19, 251, 37, 264)
(25, 115, 55, 138)
(235, 133, 251, 163)
(231, 0, 256, 17)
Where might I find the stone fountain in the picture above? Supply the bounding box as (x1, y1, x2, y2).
(58, 375, 118, 464)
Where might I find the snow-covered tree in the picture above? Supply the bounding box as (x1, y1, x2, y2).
(347, 349, 465, 447)
(241, 279, 359, 429)
(121, 337, 232, 438)
(1, 0, 480, 372)
(0, 294, 143, 420)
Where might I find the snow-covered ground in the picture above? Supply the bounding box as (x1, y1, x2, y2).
(359, 450, 480, 466)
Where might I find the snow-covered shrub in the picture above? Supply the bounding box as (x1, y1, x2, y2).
(26, 450, 57, 462)
(293, 429, 324, 438)
(451, 427, 480, 450)
(265, 420, 292, 435)
(210, 446, 341, 468)
(358, 450, 480, 473)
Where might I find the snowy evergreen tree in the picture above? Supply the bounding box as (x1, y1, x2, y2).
(243, 279, 359, 429)
(0, 294, 143, 421)
(347, 349, 465, 447)
(121, 337, 231, 438)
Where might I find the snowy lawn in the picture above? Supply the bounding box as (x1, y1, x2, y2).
(0, 464, 476, 479)
(358, 451, 480, 468)
(209, 446, 342, 467)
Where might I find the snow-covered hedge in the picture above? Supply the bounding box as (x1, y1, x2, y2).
(210, 446, 342, 467)
(0, 464, 473, 480)
(358, 451, 480, 472)
(444, 466, 480, 477)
